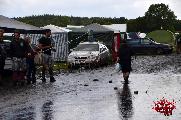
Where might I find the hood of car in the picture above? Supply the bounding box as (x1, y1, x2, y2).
(153, 42, 172, 47)
(69, 51, 99, 57)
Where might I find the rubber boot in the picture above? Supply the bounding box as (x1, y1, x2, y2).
(0, 75, 3, 86)
(50, 76, 56, 82)
(41, 67, 46, 82)
(49, 68, 56, 82)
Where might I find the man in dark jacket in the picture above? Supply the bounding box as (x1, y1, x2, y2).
(117, 40, 134, 83)
(38, 30, 56, 83)
(10, 30, 28, 85)
(0, 29, 6, 84)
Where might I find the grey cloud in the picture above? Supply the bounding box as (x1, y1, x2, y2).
(1, 0, 181, 19)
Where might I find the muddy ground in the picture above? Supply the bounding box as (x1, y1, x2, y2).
(0, 53, 181, 120)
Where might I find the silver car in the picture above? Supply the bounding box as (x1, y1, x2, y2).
(68, 42, 110, 67)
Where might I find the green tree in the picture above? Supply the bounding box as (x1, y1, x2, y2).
(145, 3, 176, 32)
(127, 17, 147, 32)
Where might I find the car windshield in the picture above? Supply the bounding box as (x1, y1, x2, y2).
(74, 44, 99, 51)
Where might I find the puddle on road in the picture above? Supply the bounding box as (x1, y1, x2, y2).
(116, 83, 133, 119)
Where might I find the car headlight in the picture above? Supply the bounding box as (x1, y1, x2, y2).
(68, 55, 74, 58)
(68, 55, 75, 61)
(90, 55, 99, 60)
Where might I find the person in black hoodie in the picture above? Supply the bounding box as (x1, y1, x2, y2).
(10, 30, 28, 85)
(0, 29, 6, 84)
(117, 40, 134, 83)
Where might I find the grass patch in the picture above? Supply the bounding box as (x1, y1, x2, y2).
(53, 62, 69, 70)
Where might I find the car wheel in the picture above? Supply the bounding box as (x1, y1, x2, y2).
(157, 48, 163, 55)
(98, 58, 103, 67)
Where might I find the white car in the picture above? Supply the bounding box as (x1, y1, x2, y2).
(68, 42, 110, 67)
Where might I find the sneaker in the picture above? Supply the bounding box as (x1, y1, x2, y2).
(27, 80, 31, 85)
(50, 77, 56, 82)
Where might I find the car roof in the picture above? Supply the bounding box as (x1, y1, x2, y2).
(79, 42, 98, 44)
(79, 42, 104, 46)
(3, 39, 11, 42)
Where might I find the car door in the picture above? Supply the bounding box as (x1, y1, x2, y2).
(102, 45, 110, 60)
(140, 38, 155, 54)
(99, 45, 109, 61)
(127, 39, 141, 54)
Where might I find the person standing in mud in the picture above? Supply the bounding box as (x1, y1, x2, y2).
(10, 30, 28, 85)
(38, 30, 56, 83)
(0, 29, 6, 84)
(25, 37, 37, 84)
(117, 39, 134, 83)
(176, 36, 181, 54)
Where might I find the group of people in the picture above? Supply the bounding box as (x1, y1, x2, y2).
(0, 28, 134, 86)
(0, 29, 56, 86)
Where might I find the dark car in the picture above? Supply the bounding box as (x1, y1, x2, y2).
(126, 38, 173, 55)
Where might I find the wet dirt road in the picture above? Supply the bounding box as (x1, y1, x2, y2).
(0, 54, 181, 120)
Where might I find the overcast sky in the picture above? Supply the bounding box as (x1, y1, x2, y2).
(0, 0, 181, 19)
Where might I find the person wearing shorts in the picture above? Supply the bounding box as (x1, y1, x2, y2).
(0, 29, 6, 84)
(38, 30, 56, 83)
(10, 30, 28, 85)
(117, 40, 134, 84)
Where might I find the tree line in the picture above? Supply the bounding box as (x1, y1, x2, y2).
(15, 3, 181, 33)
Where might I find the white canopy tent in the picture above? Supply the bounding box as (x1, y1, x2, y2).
(103, 24, 127, 33)
(41, 24, 71, 33)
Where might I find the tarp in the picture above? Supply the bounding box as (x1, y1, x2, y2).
(68, 23, 114, 49)
(103, 24, 127, 33)
(41, 24, 71, 33)
(70, 23, 113, 33)
(0, 15, 47, 34)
